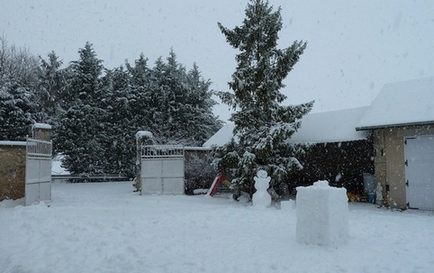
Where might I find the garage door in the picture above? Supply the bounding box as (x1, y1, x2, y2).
(404, 135, 434, 210)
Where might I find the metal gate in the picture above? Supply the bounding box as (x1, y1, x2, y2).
(140, 145, 184, 195)
(404, 135, 434, 210)
(25, 138, 52, 205)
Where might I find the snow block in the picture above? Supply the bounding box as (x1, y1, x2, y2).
(296, 181, 349, 247)
(280, 199, 295, 211)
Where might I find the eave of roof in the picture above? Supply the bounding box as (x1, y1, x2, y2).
(356, 120, 434, 131)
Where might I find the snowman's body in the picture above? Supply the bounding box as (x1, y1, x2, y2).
(252, 170, 271, 207)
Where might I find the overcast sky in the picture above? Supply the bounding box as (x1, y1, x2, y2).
(1, 0, 433, 121)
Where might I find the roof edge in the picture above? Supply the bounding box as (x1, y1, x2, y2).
(356, 120, 434, 131)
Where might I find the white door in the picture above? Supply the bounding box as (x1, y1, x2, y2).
(404, 135, 434, 210)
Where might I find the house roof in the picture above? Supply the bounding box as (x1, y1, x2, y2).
(203, 123, 234, 148)
(203, 107, 370, 147)
(289, 107, 369, 144)
(356, 76, 434, 130)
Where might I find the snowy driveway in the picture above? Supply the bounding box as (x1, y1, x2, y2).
(1, 182, 434, 273)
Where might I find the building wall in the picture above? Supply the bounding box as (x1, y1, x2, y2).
(0, 144, 26, 201)
(373, 125, 434, 209)
(288, 139, 374, 197)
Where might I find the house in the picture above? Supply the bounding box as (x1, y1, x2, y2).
(286, 107, 374, 195)
(205, 76, 434, 209)
(356, 76, 434, 210)
(204, 107, 374, 197)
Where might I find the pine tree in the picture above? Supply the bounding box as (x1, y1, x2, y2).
(55, 42, 107, 174)
(35, 51, 66, 123)
(126, 53, 154, 140)
(183, 63, 223, 145)
(102, 65, 137, 177)
(149, 51, 222, 146)
(151, 50, 188, 144)
(215, 0, 313, 197)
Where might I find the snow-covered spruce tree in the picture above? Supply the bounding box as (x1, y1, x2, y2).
(149, 50, 222, 146)
(215, 0, 313, 198)
(101, 66, 136, 177)
(149, 50, 190, 144)
(101, 54, 154, 177)
(183, 63, 223, 146)
(55, 42, 108, 175)
(35, 51, 66, 123)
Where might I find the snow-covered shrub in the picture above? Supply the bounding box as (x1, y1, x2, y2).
(184, 151, 217, 195)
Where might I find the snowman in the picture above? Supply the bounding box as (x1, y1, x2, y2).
(252, 170, 271, 207)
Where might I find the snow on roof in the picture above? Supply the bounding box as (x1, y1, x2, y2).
(356, 76, 434, 130)
(203, 107, 369, 147)
(203, 123, 234, 147)
(290, 107, 369, 144)
(33, 123, 52, 129)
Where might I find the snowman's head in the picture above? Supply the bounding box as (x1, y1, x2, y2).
(257, 170, 268, 179)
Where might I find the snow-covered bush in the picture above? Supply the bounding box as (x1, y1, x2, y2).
(184, 151, 217, 195)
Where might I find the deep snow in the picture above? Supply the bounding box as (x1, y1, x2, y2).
(1, 182, 434, 273)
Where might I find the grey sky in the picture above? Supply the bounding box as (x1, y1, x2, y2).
(1, 0, 433, 121)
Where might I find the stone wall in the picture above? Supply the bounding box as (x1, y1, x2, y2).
(0, 142, 26, 201)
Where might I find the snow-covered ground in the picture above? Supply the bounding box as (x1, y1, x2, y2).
(1, 182, 434, 273)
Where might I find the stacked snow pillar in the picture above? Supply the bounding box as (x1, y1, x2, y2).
(296, 181, 349, 247)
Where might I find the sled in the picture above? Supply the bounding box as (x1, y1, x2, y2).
(207, 173, 231, 196)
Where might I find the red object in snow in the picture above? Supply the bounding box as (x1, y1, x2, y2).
(207, 173, 227, 196)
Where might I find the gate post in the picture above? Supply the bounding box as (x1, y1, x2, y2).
(135, 131, 154, 193)
(32, 123, 52, 141)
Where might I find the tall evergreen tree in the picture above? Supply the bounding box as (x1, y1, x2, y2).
(35, 51, 66, 123)
(183, 63, 222, 145)
(126, 53, 154, 138)
(215, 0, 313, 197)
(55, 42, 107, 174)
(150, 50, 188, 144)
(0, 38, 222, 176)
(102, 65, 137, 177)
(149, 50, 222, 146)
